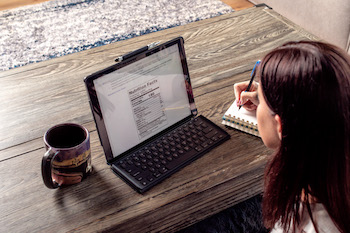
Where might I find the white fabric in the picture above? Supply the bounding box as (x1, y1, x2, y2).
(271, 204, 340, 233)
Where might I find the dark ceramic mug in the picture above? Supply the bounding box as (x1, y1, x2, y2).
(41, 123, 92, 189)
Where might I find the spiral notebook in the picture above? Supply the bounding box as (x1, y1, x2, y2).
(222, 100, 260, 137)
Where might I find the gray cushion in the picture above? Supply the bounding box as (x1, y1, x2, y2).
(251, 0, 350, 53)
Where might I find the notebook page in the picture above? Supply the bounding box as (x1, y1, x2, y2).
(225, 100, 257, 125)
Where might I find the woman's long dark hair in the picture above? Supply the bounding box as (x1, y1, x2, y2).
(259, 41, 350, 232)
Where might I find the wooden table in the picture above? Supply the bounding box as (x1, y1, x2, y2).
(0, 6, 318, 233)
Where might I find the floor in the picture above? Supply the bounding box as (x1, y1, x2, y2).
(221, 0, 254, 11)
(0, 0, 254, 11)
(0, 0, 49, 11)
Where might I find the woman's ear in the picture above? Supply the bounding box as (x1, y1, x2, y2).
(274, 114, 282, 140)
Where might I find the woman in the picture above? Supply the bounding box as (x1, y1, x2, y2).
(234, 41, 350, 233)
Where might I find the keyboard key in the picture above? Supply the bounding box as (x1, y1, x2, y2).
(152, 151, 159, 156)
(141, 181, 148, 186)
(205, 130, 218, 139)
(203, 127, 212, 133)
(149, 167, 156, 173)
(126, 167, 133, 173)
(132, 171, 140, 177)
(194, 118, 201, 125)
(188, 143, 195, 148)
(159, 167, 168, 174)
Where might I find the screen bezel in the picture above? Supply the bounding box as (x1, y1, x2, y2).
(84, 37, 197, 163)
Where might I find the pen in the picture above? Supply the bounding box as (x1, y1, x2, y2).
(238, 60, 261, 110)
(115, 41, 160, 62)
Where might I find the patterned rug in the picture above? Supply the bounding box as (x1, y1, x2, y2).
(0, 0, 233, 71)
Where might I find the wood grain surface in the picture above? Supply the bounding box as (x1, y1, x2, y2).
(0, 0, 49, 11)
(0, 7, 319, 233)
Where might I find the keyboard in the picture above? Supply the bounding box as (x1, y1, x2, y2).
(112, 115, 230, 193)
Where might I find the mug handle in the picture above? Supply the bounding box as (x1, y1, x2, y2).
(41, 148, 59, 189)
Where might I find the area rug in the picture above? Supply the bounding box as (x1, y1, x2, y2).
(0, 0, 233, 71)
(178, 194, 269, 233)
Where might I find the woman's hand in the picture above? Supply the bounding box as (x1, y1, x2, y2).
(233, 81, 259, 111)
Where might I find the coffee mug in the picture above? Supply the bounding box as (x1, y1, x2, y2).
(41, 123, 92, 189)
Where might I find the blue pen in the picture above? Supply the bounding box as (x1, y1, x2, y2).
(238, 60, 261, 110)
